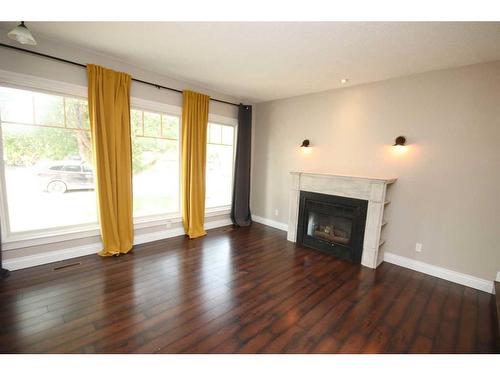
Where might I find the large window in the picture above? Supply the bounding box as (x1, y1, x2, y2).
(131, 108, 180, 218)
(0, 81, 236, 243)
(206, 122, 235, 208)
(0, 86, 97, 233)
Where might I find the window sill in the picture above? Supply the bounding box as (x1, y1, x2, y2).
(133, 212, 182, 229)
(133, 207, 230, 228)
(2, 208, 232, 252)
(205, 206, 231, 217)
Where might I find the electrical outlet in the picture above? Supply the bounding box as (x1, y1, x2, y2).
(415, 243, 423, 253)
(274, 209, 279, 216)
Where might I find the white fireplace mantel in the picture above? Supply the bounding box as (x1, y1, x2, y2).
(287, 171, 396, 269)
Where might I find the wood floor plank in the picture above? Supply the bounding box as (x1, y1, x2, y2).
(417, 278, 449, 342)
(361, 325, 393, 353)
(409, 335, 433, 353)
(456, 287, 479, 353)
(476, 291, 495, 353)
(338, 333, 366, 353)
(432, 283, 463, 353)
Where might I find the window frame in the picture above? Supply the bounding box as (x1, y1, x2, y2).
(0, 70, 238, 250)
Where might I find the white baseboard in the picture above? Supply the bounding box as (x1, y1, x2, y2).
(384, 252, 494, 294)
(3, 243, 103, 271)
(3, 218, 233, 271)
(253, 215, 288, 232)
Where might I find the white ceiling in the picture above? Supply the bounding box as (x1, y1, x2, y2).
(2, 22, 500, 102)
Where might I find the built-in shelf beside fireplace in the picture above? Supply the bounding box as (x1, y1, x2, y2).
(287, 172, 396, 269)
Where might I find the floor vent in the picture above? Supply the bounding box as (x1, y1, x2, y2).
(52, 262, 82, 271)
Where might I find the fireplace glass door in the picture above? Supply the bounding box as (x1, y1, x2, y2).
(307, 212, 353, 246)
(297, 191, 368, 263)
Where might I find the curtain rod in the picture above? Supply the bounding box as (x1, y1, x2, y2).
(0, 42, 241, 107)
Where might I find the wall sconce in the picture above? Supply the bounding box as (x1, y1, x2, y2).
(300, 139, 310, 147)
(393, 136, 407, 155)
(393, 136, 406, 147)
(299, 139, 312, 155)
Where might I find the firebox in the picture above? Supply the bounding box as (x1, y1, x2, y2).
(296, 191, 368, 263)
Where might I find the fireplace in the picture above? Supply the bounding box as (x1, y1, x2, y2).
(288, 172, 396, 268)
(297, 191, 368, 263)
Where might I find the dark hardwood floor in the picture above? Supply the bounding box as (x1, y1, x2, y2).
(0, 223, 496, 353)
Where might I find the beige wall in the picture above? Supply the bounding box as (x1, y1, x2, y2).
(252, 61, 500, 281)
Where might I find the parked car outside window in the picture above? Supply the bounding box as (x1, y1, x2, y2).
(37, 161, 94, 193)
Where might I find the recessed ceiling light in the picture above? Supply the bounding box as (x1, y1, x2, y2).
(340, 78, 349, 84)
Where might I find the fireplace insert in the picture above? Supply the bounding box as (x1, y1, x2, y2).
(297, 191, 368, 263)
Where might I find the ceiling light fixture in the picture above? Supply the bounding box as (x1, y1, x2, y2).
(7, 21, 37, 46)
(340, 78, 349, 84)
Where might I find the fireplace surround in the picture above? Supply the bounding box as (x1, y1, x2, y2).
(288, 172, 396, 268)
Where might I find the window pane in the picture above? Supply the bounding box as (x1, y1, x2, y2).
(143, 111, 161, 137)
(206, 143, 234, 208)
(221, 125, 234, 145)
(34, 92, 64, 126)
(161, 114, 179, 139)
(131, 109, 142, 136)
(65, 97, 90, 130)
(0, 86, 33, 124)
(208, 123, 222, 144)
(1, 121, 97, 232)
(132, 137, 179, 216)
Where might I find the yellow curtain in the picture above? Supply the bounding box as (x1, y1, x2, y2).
(87, 64, 134, 256)
(181, 90, 210, 239)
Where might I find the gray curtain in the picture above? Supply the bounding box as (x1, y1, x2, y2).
(231, 104, 252, 226)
